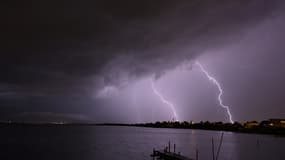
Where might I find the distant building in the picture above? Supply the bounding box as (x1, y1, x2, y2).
(268, 119, 285, 128)
(244, 121, 259, 128)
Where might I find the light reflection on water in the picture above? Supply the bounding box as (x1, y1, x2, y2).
(0, 126, 284, 160)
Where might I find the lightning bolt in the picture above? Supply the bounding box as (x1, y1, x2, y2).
(151, 81, 179, 121)
(196, 61, 234, 124)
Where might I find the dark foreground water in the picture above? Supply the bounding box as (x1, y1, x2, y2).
(0, 126, 284, 160)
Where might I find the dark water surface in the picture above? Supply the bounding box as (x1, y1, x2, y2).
(0, 126, 284, 160)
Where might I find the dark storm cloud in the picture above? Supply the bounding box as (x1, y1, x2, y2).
(1, 0, 281, 96)
(1, 0, 285, 122)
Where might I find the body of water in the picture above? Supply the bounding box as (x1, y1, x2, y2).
(0, 125, 284, 160)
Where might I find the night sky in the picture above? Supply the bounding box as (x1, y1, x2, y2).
(1, 0, 285, 123)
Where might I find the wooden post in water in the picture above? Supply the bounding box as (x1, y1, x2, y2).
(212, 137, 215, 160)
(215, 132, 224, 160)
(168, 141, 171, 152)
(174, 143, 176, 153)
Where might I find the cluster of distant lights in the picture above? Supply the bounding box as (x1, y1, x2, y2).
(151, 61, 234, 124)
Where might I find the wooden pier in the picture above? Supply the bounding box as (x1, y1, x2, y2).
(151, 133, 225, 160)
(151, 150, 194, 160)
(151, 141, 195, 160)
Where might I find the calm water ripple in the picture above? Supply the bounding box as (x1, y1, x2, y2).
(0, 126, 284, 160)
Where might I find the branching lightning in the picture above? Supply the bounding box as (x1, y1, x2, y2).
(196, 61, 234, 124)
(151, 81, 179, 121)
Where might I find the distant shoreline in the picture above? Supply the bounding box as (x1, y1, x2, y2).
(97, 122, 285, 136)
(1, 121, 285, 136)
